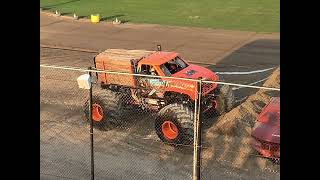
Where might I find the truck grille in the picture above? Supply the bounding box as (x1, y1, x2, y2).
(254, 137, 280, 152)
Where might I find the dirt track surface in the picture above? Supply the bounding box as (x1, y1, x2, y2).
(40, 12, 280, 180)
(40, 12, 279, 66)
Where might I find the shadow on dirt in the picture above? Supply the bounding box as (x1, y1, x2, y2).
(101, 14, 125, 21)
(206, 39, 280, 102)
(208, 39, 280, 69)
(202, 115, 219, 130)
(61, 12, 73, 16)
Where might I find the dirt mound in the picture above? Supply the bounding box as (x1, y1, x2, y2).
(208, 67, 280, 137)
(201, 67, 280, 171)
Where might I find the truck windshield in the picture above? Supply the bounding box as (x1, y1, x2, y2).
(160, 56, 189, 76)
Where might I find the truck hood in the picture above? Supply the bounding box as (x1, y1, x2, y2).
(252, 97, 280, 144)
(252, 122, 280, 144)
(171, 64, 218, 81)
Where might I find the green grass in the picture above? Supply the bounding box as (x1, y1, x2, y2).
(40, 0, 279, 32)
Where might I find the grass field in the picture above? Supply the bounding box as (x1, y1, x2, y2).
(40, 0, 279, 32)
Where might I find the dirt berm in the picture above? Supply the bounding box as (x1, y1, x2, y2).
(201, 67, 280, 172)
(209, 67, 280, 136)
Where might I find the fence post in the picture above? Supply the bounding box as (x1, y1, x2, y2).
(88, 67, 95, 180)
(193, 78, 202, 180)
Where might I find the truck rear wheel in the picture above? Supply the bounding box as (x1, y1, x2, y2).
(83, 89, 126, 130)
(155, 103, 194, 145)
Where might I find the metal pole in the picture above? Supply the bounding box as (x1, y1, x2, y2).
(88, 67, 94, 180)
(193, 78, 202, 180)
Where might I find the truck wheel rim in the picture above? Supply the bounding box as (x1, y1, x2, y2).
(162, 121, 179, 140)
(92, 103, 103, 121)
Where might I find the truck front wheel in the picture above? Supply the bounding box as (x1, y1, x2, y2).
(214, 84, 234, 115)
(155, 103, 194, 145)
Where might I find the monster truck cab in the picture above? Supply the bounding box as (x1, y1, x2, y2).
(136, 51, 219, 97)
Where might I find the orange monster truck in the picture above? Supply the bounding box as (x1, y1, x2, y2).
(83, 48, 234, 145)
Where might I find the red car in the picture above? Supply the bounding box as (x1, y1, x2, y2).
(251, 97, 280, 162)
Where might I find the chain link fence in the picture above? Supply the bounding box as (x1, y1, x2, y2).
(40, 67, 91, 179)
(40, 64, 280, 180)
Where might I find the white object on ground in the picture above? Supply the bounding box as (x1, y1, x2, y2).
(77, 74, 91, 89)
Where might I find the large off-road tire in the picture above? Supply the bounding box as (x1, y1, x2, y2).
(83, 89, 127, 130)
(155, 103, 194, 145)
(214, 84, 235, 115)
